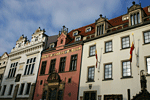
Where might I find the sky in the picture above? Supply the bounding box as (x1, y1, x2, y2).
(0, 0, 150, 56)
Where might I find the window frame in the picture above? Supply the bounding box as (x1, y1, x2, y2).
(40, 61, 47, 75)
(130, 12, 140, 26)
(85, 27, 91, 32)
(97, 24, 104, 36)
(59, 57, 66, 72)
(70, 54, 78, 71)
(1, 85, 6, 96)
(87, 66, 95, 82)
(73, 31, 78, 36)
(143, 30, 150, 44)
(146, 57, 150, 75)
(8, 84, 13, 95)
(104, 63, 112, 80)
(83, 91, 97, 100)
(121, 36, 130, 49)
(75, 36, 81, 42)
(105, 40, 113, 53)
(89, 45, 96, 57)
(8, 62, 18, 78)
(49, 59, 56, 74)
(24, 57, 36, 76)
(19, 83, 25, 95)
(25, 83, 31, 95)
(122, 60, 132, 78)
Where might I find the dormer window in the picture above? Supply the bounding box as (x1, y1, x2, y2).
(50, 43, 55, 48)
(35, 36, 38, 41)
(86, 27, 91, 32)
(73, 31, 78, 36)
(97, 24, 104, 36)
(75, 36, 81, 42)
(130, 12, 140, 26)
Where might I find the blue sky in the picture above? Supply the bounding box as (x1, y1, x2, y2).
(0, 0, 150, 56)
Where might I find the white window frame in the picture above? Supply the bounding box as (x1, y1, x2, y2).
(85, 27, 91, 32)
(73, 31, 78, 36)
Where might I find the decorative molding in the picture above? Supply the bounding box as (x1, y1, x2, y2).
(26, 51, 40, 56)
(10, 56, 21, 61)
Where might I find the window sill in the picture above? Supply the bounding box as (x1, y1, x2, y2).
(103, 51, 113, 54)
(88, 55, 95, 58)
(86, 81, 95, 83)
(120, 76, 133, 79)
(22, 74, 34, 77)
(143, 43, 150, 45)
(102, 78, 113, 81)
(120, 47, 130, 50)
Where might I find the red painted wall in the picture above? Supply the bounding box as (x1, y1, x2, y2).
(33, 45, 82, 100)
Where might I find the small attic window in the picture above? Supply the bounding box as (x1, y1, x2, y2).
(75, 36, 81, 42)
(86, 27, 91, 32)
(50, 43, 55, 48)
(73, 31, 78, 36)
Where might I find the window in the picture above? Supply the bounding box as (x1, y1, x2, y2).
(146, 57, 150, 74)
(24, 57, 36, 75)
(35, 36, 38, 41)
(19, 83, 25, 95)
(86, 27, 91, 32)
(122, 61, 131, 77)
(88, 67, 95, 82)
(130, 12, 140, 26)
(59, 57, 66, 72)
(68, 78, 71, 83)
(0, 74, 3, 80)
(89, 45, 96, 56)
(70, 55, 77, 71)
(40, 80, 43, 85)
(8, 62, 18, 78)
(1, 85, 6, 96)
(104, 95, 122, 100)
(25, 83, 31, 95)
(8, 84, 13, 95)
(18, 43, 21, 47)
(97, 24, 104, 36)
(40, 61, 47, 75)
(84, 91, 96, 100)
(49, 59, 56, 74)
(73, 32, 78, 36)
(122, 36, 130, 49)
(50, 44, 55, 48)
(104, 64, 112, 79)
(105, 41, 112, 53)
(61, 40, 63, 44)
(58, 90, 63, 100)
(3, 61, 5, 64)
(144, 31, 150, 44)
(75, 37, 81, 41)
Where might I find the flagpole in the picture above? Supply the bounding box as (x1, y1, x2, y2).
(98, 48, 102, 73)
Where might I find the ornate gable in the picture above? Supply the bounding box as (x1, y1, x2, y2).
(128, 1, 142, 13)
(1, 52, 8, 59)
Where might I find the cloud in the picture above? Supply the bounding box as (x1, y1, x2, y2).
(0, 0, 140, 55)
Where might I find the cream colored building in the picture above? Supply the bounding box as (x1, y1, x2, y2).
(79, 2, 150, 100)
(0, 52, 9, 85)
(0, 27, 48, 100)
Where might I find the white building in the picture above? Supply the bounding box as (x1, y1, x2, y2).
(0, 27, 49, 100)
(0, 52, 9, 85)
(79, 2, 150, 100)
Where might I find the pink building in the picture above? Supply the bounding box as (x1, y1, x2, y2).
(33, 25, 95, 100)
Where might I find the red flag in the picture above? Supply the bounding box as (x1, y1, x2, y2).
(95, 49, 98, 68)
(130, 42, 134, 62)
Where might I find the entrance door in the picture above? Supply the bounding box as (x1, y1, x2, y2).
(84, 91, 96, 100)
(48, 88, 57, 100)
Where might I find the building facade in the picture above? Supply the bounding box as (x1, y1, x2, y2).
(33, 25, 95, 100)
(0, 52, 9, 85)
(0, 27, 48, 100)
(79, 2, 150, 100)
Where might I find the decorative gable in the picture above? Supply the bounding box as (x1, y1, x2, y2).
(1, 52, 8, 59)
(56, 26, 68, 50)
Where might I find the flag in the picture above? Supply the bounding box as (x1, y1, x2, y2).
(95, 49, 98, 68)
(130, 42, 134, 62)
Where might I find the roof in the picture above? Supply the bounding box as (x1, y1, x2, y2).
(46, 35, 58, 49)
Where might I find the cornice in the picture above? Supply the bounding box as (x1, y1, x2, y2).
(9, 42, 44, 56)
(26, 51, 40, 56)
(10, 56, 21, 61)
